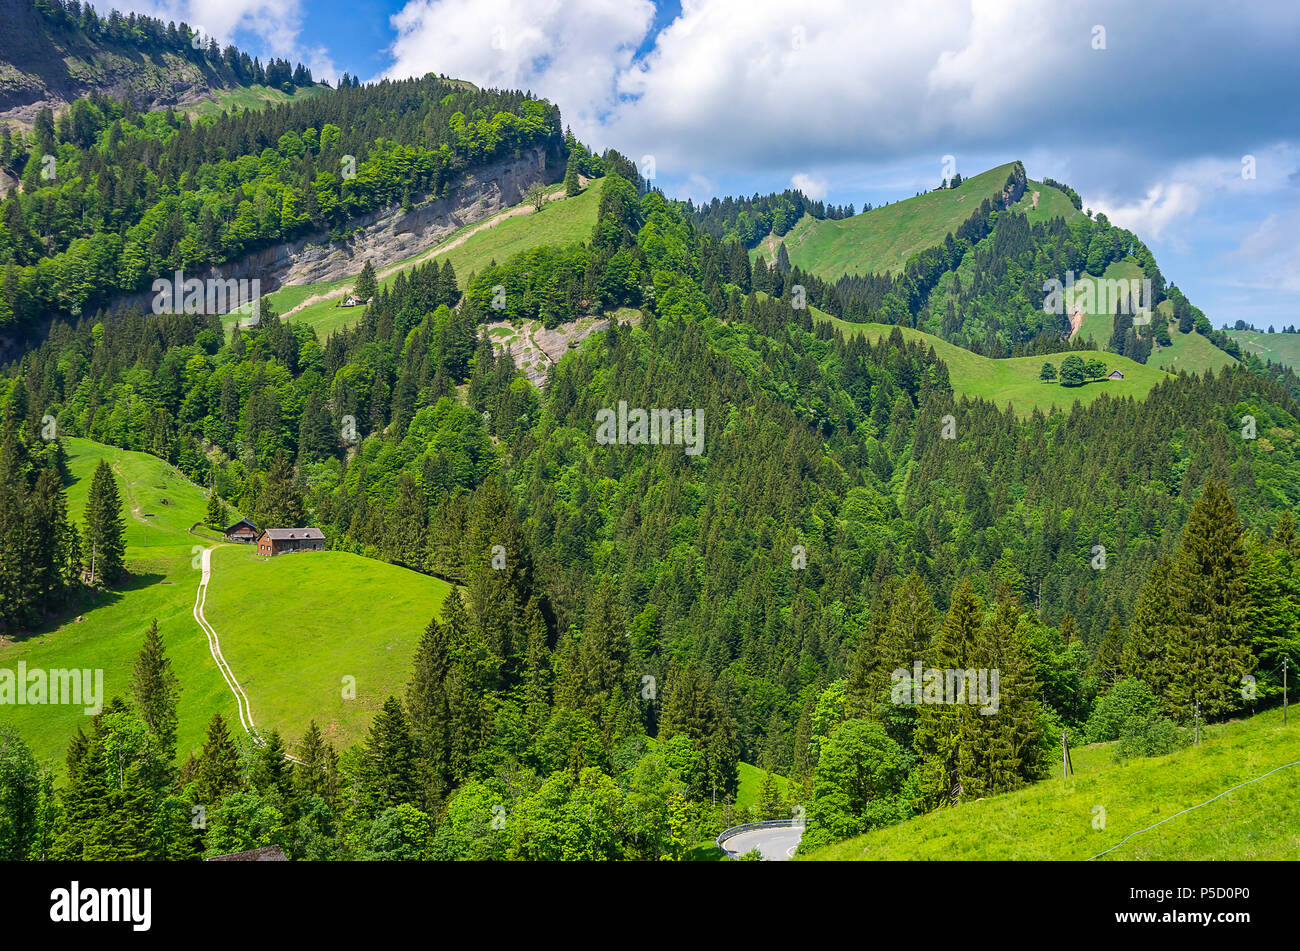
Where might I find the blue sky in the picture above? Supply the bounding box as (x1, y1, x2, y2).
(123, 0, 1299, 328)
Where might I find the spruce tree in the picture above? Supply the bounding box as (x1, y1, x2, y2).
(129, 619, 180, 793)
(294, 721, 335, 808)
(1163, 481, 1254, 719)
(521, 598, 552, 729)
(257, 452, 305, 527)
(354, 260, 377, 301)
(912, 577, 981, 810)
(193, 714, 241, 806)
(361, 697, 420, 816)
(1090, 614, 1127, 689)
(874, 573, 937, 702)
(205, 490, 227, 528)
(1125, 555, 1176, 694)
(250, 730, 295, 816)
(754, 770, 783, 821)
(407, 614, 455, 798)
(0, 725, 43, 860)
(959, 588, 1042, 797)
(83, 459, 125, 583)
(29, 467, 75, 618)
(563, 152, 581, 197)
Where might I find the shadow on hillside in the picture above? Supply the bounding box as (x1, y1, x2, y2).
(2, 572, 166, 644)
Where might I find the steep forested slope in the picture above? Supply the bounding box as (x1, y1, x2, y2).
(0, 71, 563, 341)
(0, 0, 314, 124)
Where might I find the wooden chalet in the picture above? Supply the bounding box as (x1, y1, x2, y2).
(257, 527, 326, 556)
(223, 519, 259, 543)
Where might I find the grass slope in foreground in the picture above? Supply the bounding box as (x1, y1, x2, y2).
(258, 177, 606, 338)
(821, 316, 1170, 416)
(804, 707, 1298, 860)
(755, 163, 1023, 280)
(202, 546, 452, 750)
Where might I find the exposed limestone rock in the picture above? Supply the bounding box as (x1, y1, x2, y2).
(98, 148, 556, 317)
(486, 313, 641, 386)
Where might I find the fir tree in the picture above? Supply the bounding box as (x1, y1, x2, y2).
(1162, 481, 1254, 720)
(250, 730, 295, 814)
(194, 714, 241, 806)
(83, 459, 125, 583)
(563, 152, 581, 197)
(912, 577, 981, 809)
(354, 261, 377, 301)
(205, 490, 227, 528)
(129, 619, 180, 793)
(959, 588, 1042, 797)
(1090, 614, 1127, 689)
(257, 452, 305, 527)
(294, 721, 336, 808)
(360, 697, 420, 816)
(754, 770, 784, 821)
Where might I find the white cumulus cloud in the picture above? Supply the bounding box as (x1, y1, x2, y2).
(110, 0, 325, 67)
(384, 0, 655, 143)
(790, 172, 829, 199)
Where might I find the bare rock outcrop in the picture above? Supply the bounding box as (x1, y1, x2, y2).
(98, 147, 555, 317)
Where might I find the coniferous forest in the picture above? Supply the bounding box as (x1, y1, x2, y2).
(0, 0, 1298, 873)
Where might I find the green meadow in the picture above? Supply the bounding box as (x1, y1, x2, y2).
(1012, 179, 1085, 226)
(186, 82, 326, 119)
(0, 437, 450, 770)
(203, 545, 452, 751)
(805, 707, 1299, 860)
(0, 438, 236, 772)
(1151, 320, 1239, 375)
(821, 316, 1171, 416)
(1228, 328, 1300, 372)
(1067, 261, 1236, 376)
(1069, 259, 1150, 345)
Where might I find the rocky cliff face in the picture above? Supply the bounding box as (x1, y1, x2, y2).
(102, 147, 557, 318)
(0, 2, 239, 125)
(999, 162, 1028, 209)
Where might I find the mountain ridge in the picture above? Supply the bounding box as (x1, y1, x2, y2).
(0, 0, 309, 125)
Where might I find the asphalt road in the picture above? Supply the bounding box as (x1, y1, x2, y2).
(722, 825, 804, 861)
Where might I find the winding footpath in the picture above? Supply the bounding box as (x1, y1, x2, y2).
(191, 544, 301, 762)
(192, 546, 259, 739)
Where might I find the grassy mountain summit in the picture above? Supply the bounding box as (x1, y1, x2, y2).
(756, 161, 1032, 279)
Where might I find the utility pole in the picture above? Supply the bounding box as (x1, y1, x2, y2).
(90, 541, 96, 587)
(1062, 728, 1073, 781)
(1194, 700, 1200, 745)
(1284, 657, 1289, 726)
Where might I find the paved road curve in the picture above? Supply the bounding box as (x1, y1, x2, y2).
(721, 824, 803, 861)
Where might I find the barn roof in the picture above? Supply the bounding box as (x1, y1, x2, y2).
(261, 527, 325, 540)
(205, 845, 289, 862)
(224, 519, 258, 533)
